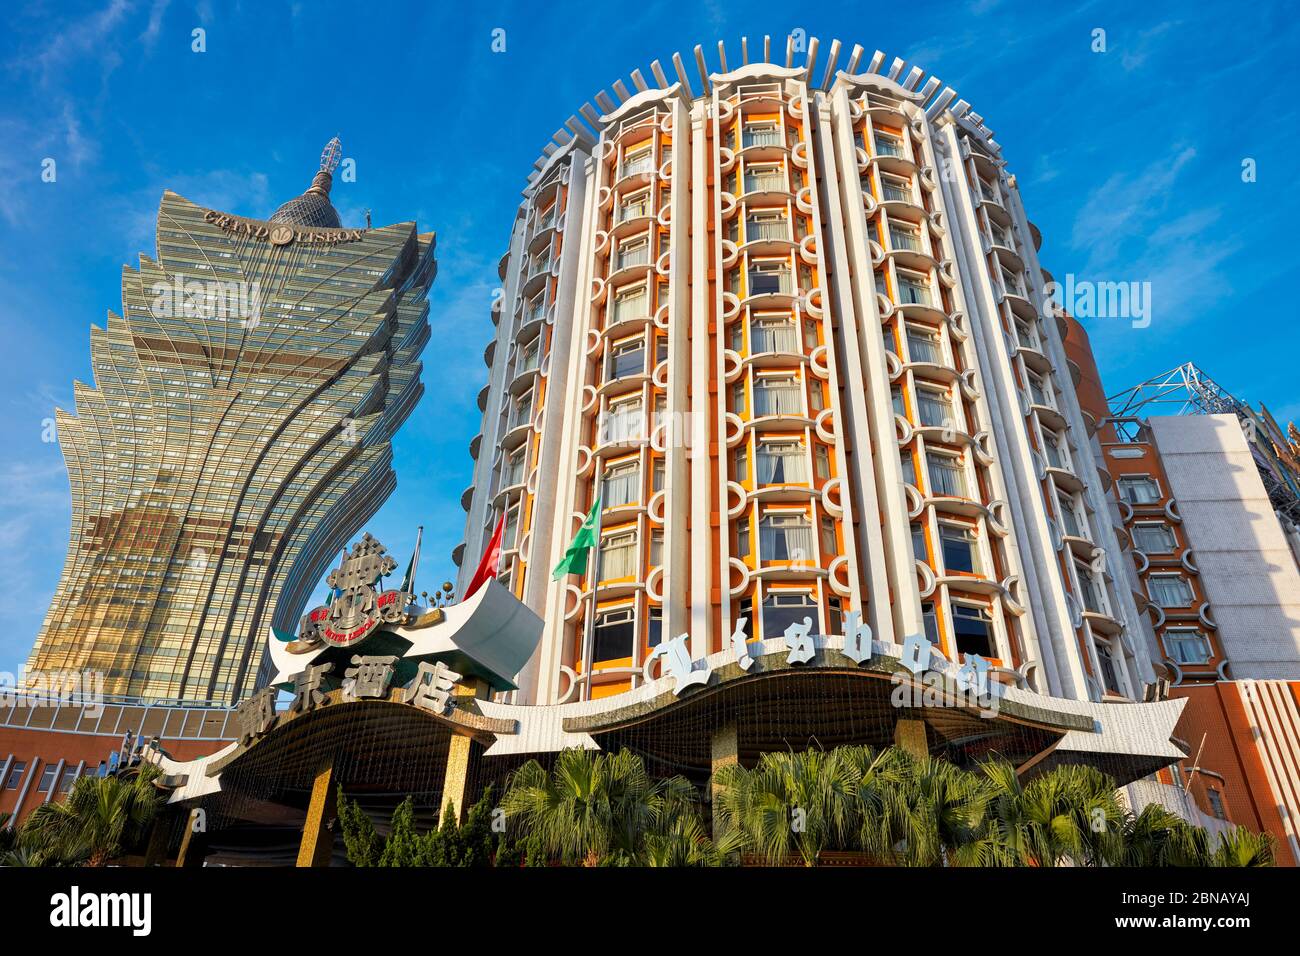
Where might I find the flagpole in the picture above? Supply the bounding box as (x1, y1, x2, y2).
(579, 499, 602, 702)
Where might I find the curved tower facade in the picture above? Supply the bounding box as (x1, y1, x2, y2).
(457, 37, 1159, 708)
(28, 140, 436, 705)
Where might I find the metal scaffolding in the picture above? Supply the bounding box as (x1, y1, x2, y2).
(1106, 362, 1300, 524)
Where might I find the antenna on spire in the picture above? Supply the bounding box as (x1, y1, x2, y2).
(319, 136, 343, 175)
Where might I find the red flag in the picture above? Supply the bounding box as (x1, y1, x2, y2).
(464, 513, 505, 599)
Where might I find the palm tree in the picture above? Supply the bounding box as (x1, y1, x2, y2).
(886, 753, 989, 866)
(1212, 826, 1274, 867)
(713, 746, 858, 866)
(640, 813, 744, 867)
(837, 745, 910, 862)
(501, 748, 709, 866)
(20, 767, 163, 866)
(966, 759, 1124, 867)
(1120, 804, 1212, 866)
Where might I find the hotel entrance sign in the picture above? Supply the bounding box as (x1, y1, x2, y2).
(298, 534, 413, 649)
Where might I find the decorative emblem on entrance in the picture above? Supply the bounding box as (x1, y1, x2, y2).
(298, 534, 413, 648)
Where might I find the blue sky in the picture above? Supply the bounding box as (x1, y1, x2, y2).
(0, 0, 1296, 680)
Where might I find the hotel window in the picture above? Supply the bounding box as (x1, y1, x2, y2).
(802, 319, 819, 349)
(1149, 573, 1194, 608)
(655, 335, 669, 365)
(1001, 267, 1025, 297)
(1042, 430, 1067, 470)
(921, 601, 941, 644)
(1075, 563, 1106, 614)
(652, 457, 665, 492)
(58, 767, 78, 794)
(529, 247, 551, 276)
(1095, 640, 1121, 694)
(748, 260, 791, 296)
(820, 516, 837, 555)
(38, 764, 58, 793)
(746, 210, 788, 242)
(952, 603, 994, 658)
(978, 177, 999, 203)
(536, 201, 557, 232)
(736, 517, 752, 558)
(889, 222, 922, 252)
(1118, 476, 1161, 504)
(525, 294, 547, 324)
(607, 338, 646, 381)
(599, 530, 637, 580)
(892, 385, 907, 418)
(940, 524, 980, 575)
(753, 375, 802, 416)
(896, 271, 932, 306)
(731, 380, 747, 414)
(1015, 319, 1036, 349)
(751, 316, 797, 354)
(883, 327, 897, 355)
(602, 394, 643, 443)
(917, 386, 952, 429)
(808, 381, 825, 413)
(649, 529, 664, 568)
(619, 188, 651, 223)
(1133, 522, 1177, 553)
(620, 143, 653, 180)
(875, 271, 890, 299)
(762, 591, 818, 639)
(873, 131, 904, 157)
(760, 512, 813, 561)
(899, 450, 920, 486)
(1027, 372, 1050, 408)
(593, 607, 636, 662)
(610, 284, 649, 325)
(518, 337, 541, 375)
(602, 460, 640, 508)
(881, 173, 911, 203)
(1166, 627, 1211, 665)
(502, 500, 521, 551)
(927, 453, 968, 497)
(1057, 492, 1082, 538)
(5, 761, 25, 789)
(744, 163, 784, 193)
(814, 444, 831, 480)
(733, 443, 749, 482)
(1207, 788, 1226, 821)
(742, 122, 781, 149)
(736, 596, 754, 633)
(511, 389, 533, 429)
(911, 523, 928, 559)
(906, 325, 942, 364)
(617, 236, 650, 270)
(648, 607, 664, 648)
(503, 447, 527, 488)
(828, 597, 843, 637)
(757, 439, 807, 484)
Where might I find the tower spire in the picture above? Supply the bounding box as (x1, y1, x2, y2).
(269, 136, 345, 228)
(308, 136, 342, 198)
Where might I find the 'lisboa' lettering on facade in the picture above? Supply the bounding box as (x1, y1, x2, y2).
(646, 610, 1003, 715)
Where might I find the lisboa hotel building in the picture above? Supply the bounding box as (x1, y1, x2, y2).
(457, 37, 1157, 711)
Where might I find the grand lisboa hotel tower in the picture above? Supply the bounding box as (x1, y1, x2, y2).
(455, 34, 1159, 715)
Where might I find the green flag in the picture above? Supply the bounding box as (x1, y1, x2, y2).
(552, 498, 602, 580)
